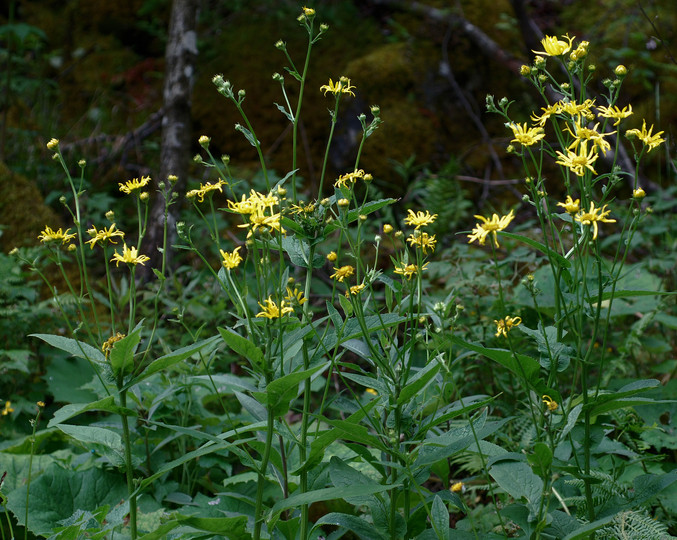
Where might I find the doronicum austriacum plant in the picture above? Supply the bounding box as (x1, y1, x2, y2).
(2, 9, 676, 540)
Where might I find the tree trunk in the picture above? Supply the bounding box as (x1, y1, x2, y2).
(144, 0, 198, 277)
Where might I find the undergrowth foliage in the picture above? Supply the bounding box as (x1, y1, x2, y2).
(2, 8, 676, 540)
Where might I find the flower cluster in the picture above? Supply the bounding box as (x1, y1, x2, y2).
(228, 189, 286, 239)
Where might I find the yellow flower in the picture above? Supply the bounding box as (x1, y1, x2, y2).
(467, 209, 515, 248)
(119, 175, 151, 194)
(334, 169, 365, 188)
(542, 395, 558, 411)
(186, 179, 226, 203)
(302, 6, 315, 16)
(101, 332, 126, 358)
(565, 119, 613, 155)
(320, 76, 355, 97)
(256, 297, 294, 319)
(575, 201, 616, 240)
(626, 120, 665, 152)
(632, 187, 646, 199)
(394, 262, 429, 280)
(198, 135, 210, 146)
(38, 226, 76, 245)
(331, 265, 355, 282)
(37, 401, 45, 408)
(365, 388, 378, 396)
(404, 209, 438, 230)
(46, 138, 59, 150)
(509, 123, 545, 146)
(289, 201, 316, 214)
(346, 283, 365, 297)
(530, 103, 561, 127)
(451, 482, 464, 493)
(407, 231, 437, 254)
(2, 401, 14, 416)
(326, 251, 338, 262)
(383, 224, 393, 234)
(220, 246, 243, 269)
(86, 223, 125, 249)
(532, 34, 574, 56)
(285, 286, 308, 305)
(110, 243, 151, 267)
(559, 98, 595, 119)
(555, 143, 598, 177)
(494, 316, 522, 337)
(237, 207, 286, 238)
(557, 195, 580, 214)
(597, 104, 633, 126)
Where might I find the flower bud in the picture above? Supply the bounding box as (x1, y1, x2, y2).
(193, 154, 202, 163)
(106, 210, 115, 221)
(614, 64, 627, 77)
(140, 192, 149, 203)
(275, 40, 286, 50)
(520, 65, 531, 76)
(319, 23, 329, 32)
(199, 135, 210, 147)
(46, 138, 59, 150)
(168, 174, 178, 184)
(272, 72, 283, 82)
(222, 155, 230, 165)
(359, 214, 367, 222)
(632, 187, 646, 199)
(277, 187, 287, 197)
(337, 198, 350, 208)
(78, 159, 86, 168)
(383, 223, 393, 234)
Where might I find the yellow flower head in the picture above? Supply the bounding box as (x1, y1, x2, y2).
(626, 120, 665, 152)
(565, 119, 613, 155)
(494, 316, 522, 337)
(509, 123, 545, 146)
(531, 103, 561, 127)
(110, 243, 151, 267)
(346, 283, 365, 297)
(632, 187, 646, 200)
(220, 246, 243, 269)
(532, 34, 574, 57)
(302, 6, 315, 17)
(285, 286, 308, 306)
(407, 230, 437, 254)
(555, 143, 598, 177)
(404, 209, 438, 230)
(119, 176, 151, 195)
(186, 179, 226, 203)
(326, 251, 338, 262)
(467, 209, 515, 248)
(38, 226, 76, 245)
(46, 138, 59, 150)
(256, 297, 294, 319)
(557, 195, 580, 214)
(86, 223, 125, 249)
(365, 388, 378, 396)
(451, 482, 464, 493)
(2, 401, 14, 416)
(394, 262, 429, 280)
(102, 332, 126, 357)
(542, 395, 558, 411)
(597, 104, 633, 126)
(331, 265, 355, 282)
(334, 169, 365, 188)
(383, 224, 393, 234)
(575, 201, 616, 240)
(320, 76, 355, 97)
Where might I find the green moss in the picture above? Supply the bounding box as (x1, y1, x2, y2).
(0, 162, 62, 251)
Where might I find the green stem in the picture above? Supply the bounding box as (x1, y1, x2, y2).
(254, 371, 275, 540)
(24, 406, 42, 540)
(119, 388, 138, 539)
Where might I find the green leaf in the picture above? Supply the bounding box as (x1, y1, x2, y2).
(109, 327, 141, 376)
(527, 442, 552, 478)
(588, 289, 676, 304)
(178, 515, 249, 537)
(124, 335, 220, 390)
(588, 379, 660, 416)
(274, 102, 294, 122)
(56, 425, 124, 464)
(270, 482, 400, 519)
(292, 399, 379, 475)
(5, 463, 127, 536)
(218, 327, 264, 367)
(252, 363, 328, 417)
(431, 495, 450, 540)
(500, 231, 571, 268)
(234, 123, 260, 147)
(451, 336, 541, 381)
(519, 323, 572, 372)
(329, 456, 382, 506)
(490, 460, 543, 521)
(48, 396, 135, 428)
(0, 454, 56, 493)
(313, 512, 387, 540)
(30, 333, 105, 364)
(398, 360, 440, 405)
(323, 198, 397, 235)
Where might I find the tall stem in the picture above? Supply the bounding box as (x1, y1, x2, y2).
(119, 388, 137, 539)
